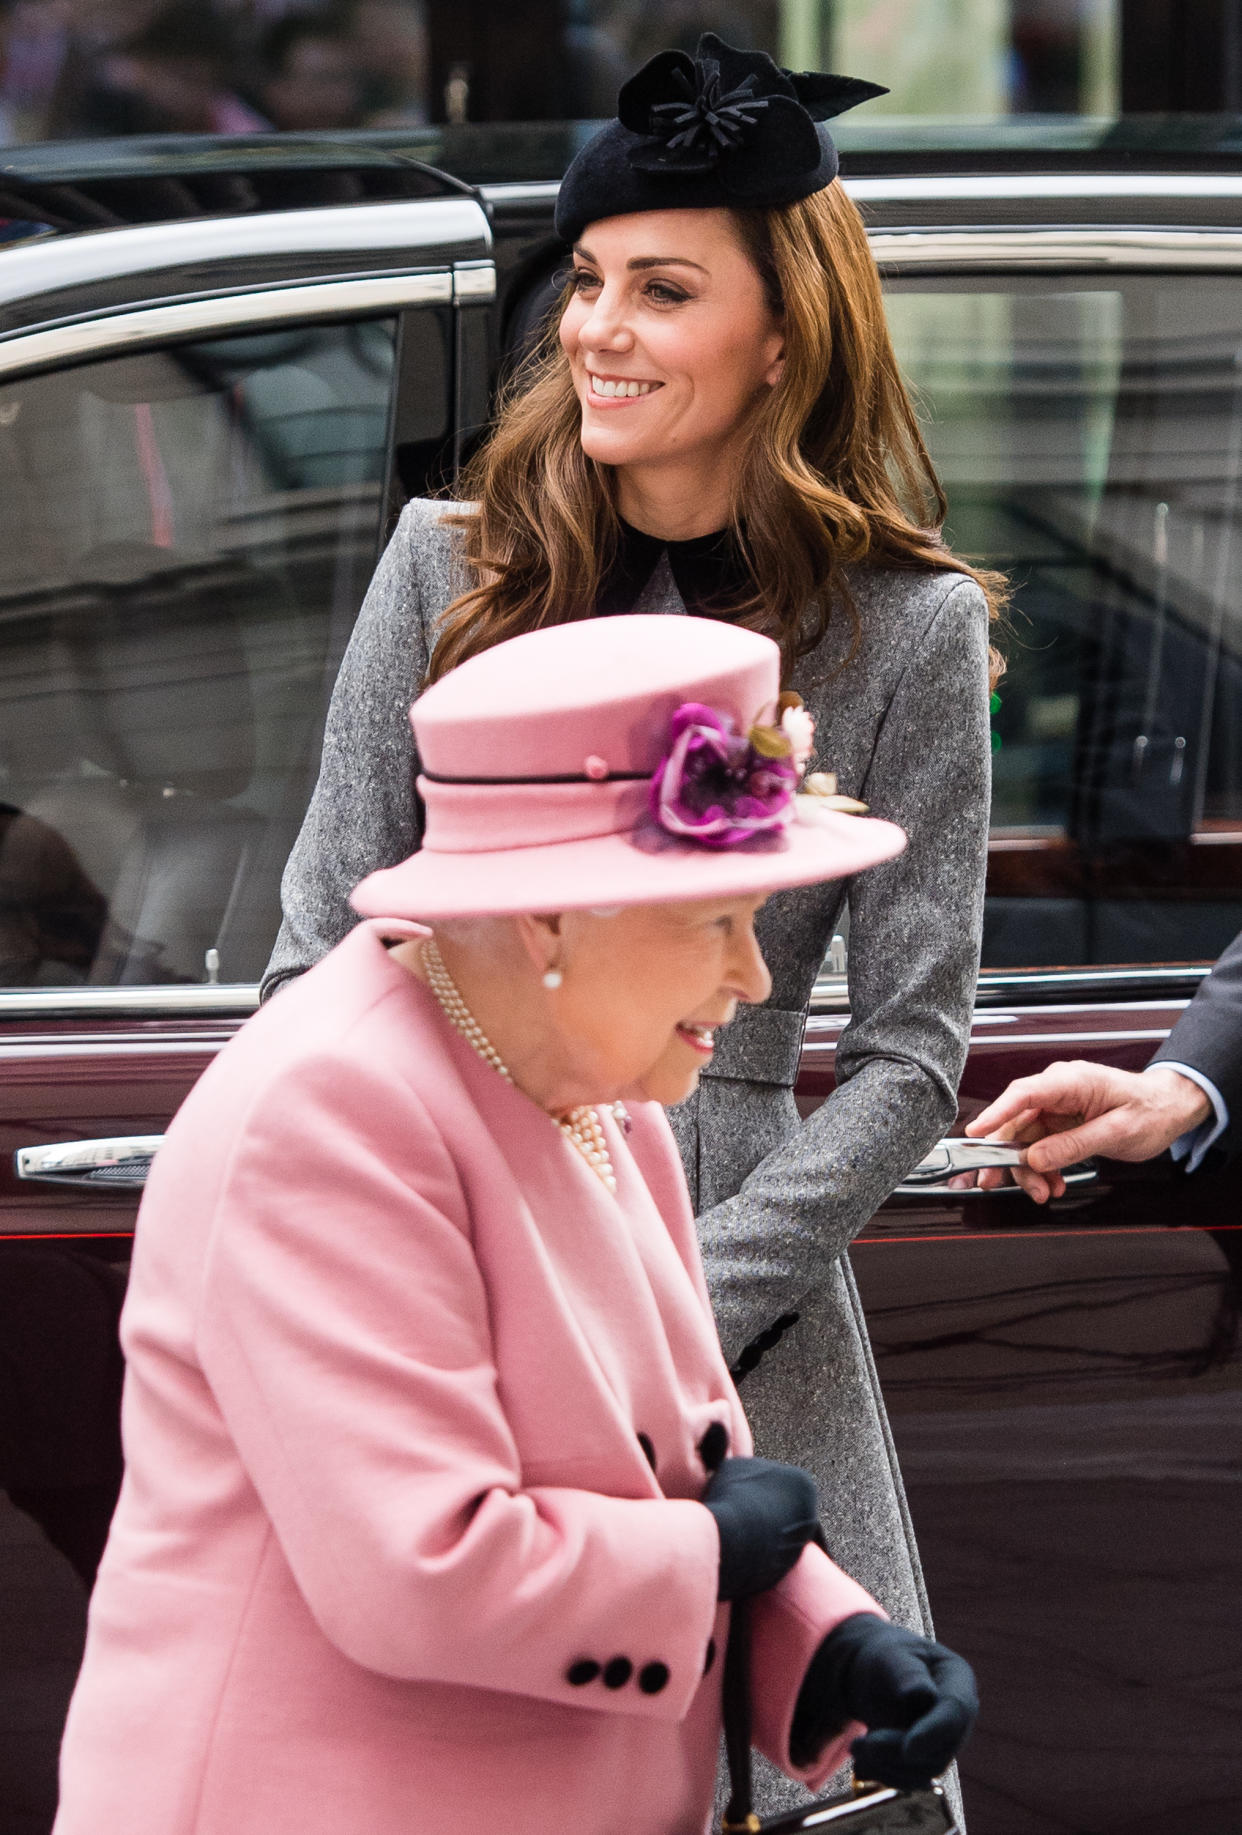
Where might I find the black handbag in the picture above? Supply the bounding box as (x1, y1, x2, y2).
(718, 1598, 959, 1835)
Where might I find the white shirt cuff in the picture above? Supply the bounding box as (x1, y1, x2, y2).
(1148, 1062, 1230, 1172)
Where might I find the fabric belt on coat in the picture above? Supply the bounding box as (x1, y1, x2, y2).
(699, 1004, 808, 1088)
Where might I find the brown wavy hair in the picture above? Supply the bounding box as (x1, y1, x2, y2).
(427, 180, 1006, 687)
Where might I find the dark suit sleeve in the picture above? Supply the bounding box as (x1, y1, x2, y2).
(1149, 927, 1242, 1164)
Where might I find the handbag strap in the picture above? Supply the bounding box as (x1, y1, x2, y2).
(721, 1596, 761, 1833)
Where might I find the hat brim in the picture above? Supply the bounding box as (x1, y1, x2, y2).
(350, 808, 905, 921)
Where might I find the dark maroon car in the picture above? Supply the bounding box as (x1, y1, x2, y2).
(1, 123, 1240, 1834)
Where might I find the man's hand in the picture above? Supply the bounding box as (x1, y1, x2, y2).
(964, 1061, 1212, 1203)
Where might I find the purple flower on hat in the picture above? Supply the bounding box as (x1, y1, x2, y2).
(651, 703, 801, 850)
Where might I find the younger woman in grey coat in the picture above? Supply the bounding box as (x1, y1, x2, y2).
(264, 33, 997, 1820)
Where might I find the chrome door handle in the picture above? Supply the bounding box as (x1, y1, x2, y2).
(14, 1135, 165, 1189)
(894, 1136, 1097, 1197)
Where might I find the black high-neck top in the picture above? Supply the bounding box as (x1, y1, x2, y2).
(597, 516, 754, 618)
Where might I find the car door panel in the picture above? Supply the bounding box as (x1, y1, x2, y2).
(804, 223, 1242, 1828)
(0, 181, 492, 1821)
(0, 1019, 232, 1236)
(0, 1011, 247, 1831)
(853, 1220, 1242, 1835)
(795, 994, 1242, 1830)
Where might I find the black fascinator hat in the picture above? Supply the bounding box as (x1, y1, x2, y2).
(555, 33, 886, 244)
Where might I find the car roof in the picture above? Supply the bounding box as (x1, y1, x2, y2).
(9, 117, 1242, 242)
(0, 136, 495, 343)
(0, 135, 474, 241)
(12, 118, 1242, 258)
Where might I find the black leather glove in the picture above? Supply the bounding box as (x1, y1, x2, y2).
(790, 1613, 978, 1788)
(702, 1456, 821, 1601)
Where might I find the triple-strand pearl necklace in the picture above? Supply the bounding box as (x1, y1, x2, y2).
(421, 936, 620, 1196)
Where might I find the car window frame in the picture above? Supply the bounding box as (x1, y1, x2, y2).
(863, 220, 1242, 1014)
(0, 272, 454, 384)
(0, 196, 495, 1023)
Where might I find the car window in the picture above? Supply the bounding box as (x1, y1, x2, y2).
(0, 312, 445, 991)
(885, 274, 1242, 969)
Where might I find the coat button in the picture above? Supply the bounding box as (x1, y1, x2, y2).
(698, 1421, 729, 1471)
(637, 1432, 657, 1472)
(602, 1657, 632, 1689)
(638, 1662, 670, 1695)
(566, 1659, 600, 1686)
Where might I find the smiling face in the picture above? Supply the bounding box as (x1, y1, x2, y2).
(405, 891, 774, 1119)
(558, 209, 785, 526)
(531, 892, 773, 1108)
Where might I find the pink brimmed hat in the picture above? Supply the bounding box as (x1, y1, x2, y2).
(350, 615, 905, 920)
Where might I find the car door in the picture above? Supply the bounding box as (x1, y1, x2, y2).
(0, 190, 493, 1833)
(795, 211, 1242, 1833)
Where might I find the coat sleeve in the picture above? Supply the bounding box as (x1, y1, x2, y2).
(260, 501, 438, 1002)
(747, 1544, 880, 1788)
(1149, 924, 1242, 1163)
(698, 579, 992, 1360)
(194, 1048, 721, 1720)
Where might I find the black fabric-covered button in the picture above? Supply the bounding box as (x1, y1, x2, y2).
(638, 1662, 670, 1695)
(637, 1432, 657, 1472)
(698, 1421, 729, 1471)
(602, 1656, 633, 1690)
(703, 1638, 716, 1676)
(567, 1659, 600, 1686)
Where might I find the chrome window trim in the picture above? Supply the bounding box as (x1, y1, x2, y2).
(870, 226, 1242, 271)
(1, 1029, 233, 1051)
(0, 271, 455, 380)
(477, 187, 1242, 273)
(811, 963, 1210, 1015)
(975, 965, 1208, 996)
(453, 259, 497, 301)
(478, 180, 561, 208)
(0, 1039, 231, 1061)
(850, 173, 1242, 203)
(0, 965, 1211, 1023)
(0, 986, 259, 1021)
(0, 197, 491, 315)
(479, 173, 1242, 213)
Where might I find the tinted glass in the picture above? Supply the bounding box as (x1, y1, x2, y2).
(0, 315, 438, 989)
(886, 275, 1242, 968)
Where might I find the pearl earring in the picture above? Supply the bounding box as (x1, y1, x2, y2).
(542, 967, 563, 990)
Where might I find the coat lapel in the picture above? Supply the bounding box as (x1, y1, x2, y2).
(394, 976, 735, 1491)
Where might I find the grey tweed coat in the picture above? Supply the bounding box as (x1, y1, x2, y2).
(262, 498, 991, 1818)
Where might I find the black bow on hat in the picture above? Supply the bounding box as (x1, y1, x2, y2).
(555, 33, 886, 244)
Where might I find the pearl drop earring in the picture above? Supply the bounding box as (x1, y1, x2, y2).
(542, 967, 563, 990)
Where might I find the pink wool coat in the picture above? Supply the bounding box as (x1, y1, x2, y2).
(54, 921, 879, 1835)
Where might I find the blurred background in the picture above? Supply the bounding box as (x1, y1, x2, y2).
(3, 0, 1242, 147)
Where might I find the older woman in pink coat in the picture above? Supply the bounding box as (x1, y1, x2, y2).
(54, 615, 976, 1835)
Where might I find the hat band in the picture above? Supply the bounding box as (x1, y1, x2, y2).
(419, 767, 649, 786)
(419, 775, 650, 854)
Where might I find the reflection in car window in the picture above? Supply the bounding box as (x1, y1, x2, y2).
(0, 316, 429, 991)
(887, 277, 1242, 970)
